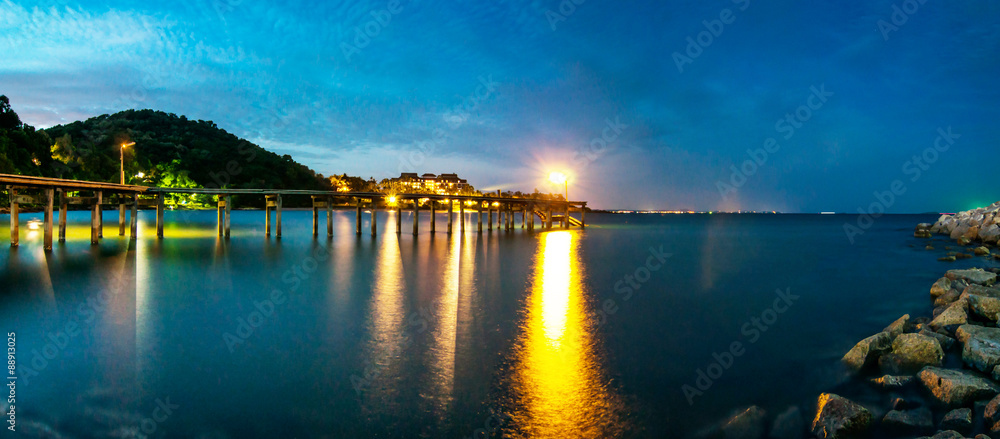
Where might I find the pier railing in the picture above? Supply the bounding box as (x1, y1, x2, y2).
(1, 173, 587, 251)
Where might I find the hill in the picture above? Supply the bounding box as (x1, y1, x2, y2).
(1, 95, 331, 207)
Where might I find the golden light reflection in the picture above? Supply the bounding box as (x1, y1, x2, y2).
(426, 233, 462, 413)
(509, 231, 623, 438)
(362, 211, 406, 402)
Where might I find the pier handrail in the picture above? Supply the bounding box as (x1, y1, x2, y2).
(0, 173, 148, 192)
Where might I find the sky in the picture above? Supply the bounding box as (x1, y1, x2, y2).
(1, 0, 998, 212)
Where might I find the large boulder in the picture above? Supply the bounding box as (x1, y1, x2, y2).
(965, 290, 1000, 321)
(946, 268, 997, 286)
(882, 408, 933, 435)
(981, 224, 1000, 244)
(842, 332, 894, 373)
(952, 223, 972, 240)
(984, 393, 1000, 424)
(918, 366, 999, 406)
(884, 314, 912, 338)
(870, 375, 914, 389)
(956, 325, 1000, 371)
(720, 405, 767, 439)
(811, 393, 872, 439)
(934, 290, 961, 307)
(928, 298, 970, 332)
(879, 333, 944, 374)
(940, 407, 973, 433)
(931, 277, 954, 298)
(918, 329, 956, 350)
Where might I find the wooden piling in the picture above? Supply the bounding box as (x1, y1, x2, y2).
(129, 193, 138, 239)
(224, 195, 231, 238)
(355, 198, 362, 236)
(275, 194, 282, 238)
(563, 203, 569, 229)
(8, 188, 16, 247)
(119, 202, 126, 236)
(371, 200, 378, 236)
(412, 200, 418, 236)
(447, 201, 453, 234)
(90, 192, 99, 245)
(156, 193, 164, 238)
(312, 196, 319, 237)
(459, 201, 465, 232)
(478, 204, 483, 233)
(96, 191, 103, 239)
(527, 203, 534, 232)
(58, 189, 67, 242)
(581, 205, 586, 228)
(327, 196, 333, 238)
(488, 206, 493, 230)
(546, 205, 553, 229)
(217, 196, 225, 236)
(430, 201, 436, 233)
(396, 205, 402, 234)
(266, 195, 273, 236)
(43, 188, 53, 251)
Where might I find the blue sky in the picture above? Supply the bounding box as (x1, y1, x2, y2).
(2, 0, 998, 211)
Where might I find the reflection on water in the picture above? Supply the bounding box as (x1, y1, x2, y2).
(362, 213, 407, 407)
(508, 231, 624, 438)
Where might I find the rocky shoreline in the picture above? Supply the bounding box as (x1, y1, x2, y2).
(698, 202, 1000, 439)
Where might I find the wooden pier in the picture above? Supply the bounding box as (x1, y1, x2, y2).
(2, 174, 587, 251)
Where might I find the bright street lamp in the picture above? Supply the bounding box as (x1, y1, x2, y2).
(120, 142, 135, 184)
(548, 171, 568, 201)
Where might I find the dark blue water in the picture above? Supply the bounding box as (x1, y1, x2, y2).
(1, 210, 995, 438)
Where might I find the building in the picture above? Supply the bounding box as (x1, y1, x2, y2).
(393, 172, 470, 194)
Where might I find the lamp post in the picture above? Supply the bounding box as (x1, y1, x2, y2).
(120, 142, 135, 184)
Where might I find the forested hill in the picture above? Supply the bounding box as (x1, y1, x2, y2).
(0, 96, 331, 194)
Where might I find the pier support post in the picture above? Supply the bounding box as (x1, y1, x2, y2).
(447, 201, 453, 234)
(58, 189, 67, 242)
(459, 201, 465, 233)
(130, 193, 138, 239)
(8, 188, 17, 247)
(478, 204, 483, 233)
(43, 188, 53, 251)
(527, 203, 534, 232)
(224, 195, 231, 238)
(521, 206, 525, 228)
(371, 200, 378, 236)
(412, 200, 418, 236)
(90, 192, 99, 245)
(431, 201, 436, 234)
(119, 201, 126, 235)
(546, 205, 553, 229)
(275, 194, 282, 238)
(96, 191, 103, 238)
(312, 196, 319, 237)
(581, 205, 586, 228)
(327, 196, 333, 238)
(217, 196, 225, 236)
(156, 193, 164, 238)
(488, 206, 493, 230)
(563, 203, 569, 229)
(396, 205, 402, 234)
(266, 195, 273, 236)
(355, 199, 362, 236)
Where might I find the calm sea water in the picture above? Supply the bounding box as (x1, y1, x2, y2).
(1, 210, 996, 438)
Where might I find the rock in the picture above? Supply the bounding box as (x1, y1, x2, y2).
(882, 408, 933, 435)
(933, 305, 948, 318)
(927, 245, 936, 250)
(981, 224, 1000, 244)
(976, 246, 992, 256)
(842, 332, 894, 373)
(959, 237, 973, 246)
(967, 284, 1000, 298)
(811, 393, 872, 439)
(965, 225, 983, 240)
(957, 325, 1000, 371)
(939, 256, 958, 262)
(884, 314, 912, 338)
(926, 431, 967, 439)
(953, 223, 972, 240)
(966, 291, 1000, 321)
(974, 434, 993, 439)
(932, 278, 954, 298)
(919, 329, 956, 350)
(935, 290, 961, 307)
(892, 397, 920, 410)
(985, 393, 1000, 423)
(957, 253, 974, 259)
(947, 268, 998, 286)
(929, 298, 970, 333)
(769, 406, 804, 439)
(870, 374, 914, 388)
(916, 229, 933, 238)
(918, 366, 1000, 406)
(720, 405, 767, 439)
(940, 408, 973, 433)
(880, 333, 944, 374)
(917, 223, 933, 230)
